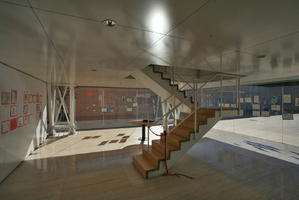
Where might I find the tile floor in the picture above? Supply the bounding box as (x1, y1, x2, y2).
(0, 124, 299, 199)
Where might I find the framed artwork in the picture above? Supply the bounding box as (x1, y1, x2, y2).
(1, 92, 10, 105)
(36, 111, 42, 120)
(107, 107, 114, 112)
(10, 105, 17, 117)
(283, 94, 291, 103)
(254, 96, 259, 103)
(101, 107, 107, 112)
(36, 104, 41, 112)
(32, 95, 37, 103)
(11, 89, 17, 104)
(23, 114, 31, 126)
(23, 105, 29, 114)
(252, 104, 260, 110)
(296, 98, 299, 106)
(17, 117, 23, 127)
(28, 94, 33, 103)
(1, 120, 10, 134)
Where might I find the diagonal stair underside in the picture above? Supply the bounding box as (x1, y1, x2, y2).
(133, 108, 239, 178)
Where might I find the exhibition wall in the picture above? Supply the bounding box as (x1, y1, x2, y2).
(0, 64, 47, 182)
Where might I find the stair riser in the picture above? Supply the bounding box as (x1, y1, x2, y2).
(133, 158, 147, 178)
(143, 149, 159, 168)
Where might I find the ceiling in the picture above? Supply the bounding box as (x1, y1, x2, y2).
(1, 0, 299, 87)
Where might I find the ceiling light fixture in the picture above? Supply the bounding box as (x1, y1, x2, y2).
(102, 19, 117, 27)
(256, 54, 266, 59)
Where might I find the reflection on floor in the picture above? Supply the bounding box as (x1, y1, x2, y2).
(214, 114, 299, 146)
(1, 134, 299, 199)
(206, 129, 299, 165)
(26, 126, 162, 160)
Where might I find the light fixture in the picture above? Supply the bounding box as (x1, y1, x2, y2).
(102, 19, 117, 27)
(256, 54, 266, 59)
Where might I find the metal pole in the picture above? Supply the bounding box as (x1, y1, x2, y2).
(194, 80, 197, 139)
(69, 86, 76, 134)
(220, 75, 223, 118)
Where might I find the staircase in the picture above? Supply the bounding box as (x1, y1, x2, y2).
(133, 65, 194, 113)
(133, 108, 238, 179)
(132, 64, 242, 178)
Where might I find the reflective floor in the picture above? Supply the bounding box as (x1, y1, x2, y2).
(0, 131, 298, 200)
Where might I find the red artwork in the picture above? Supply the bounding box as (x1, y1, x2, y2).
(10, 118, 18, 131)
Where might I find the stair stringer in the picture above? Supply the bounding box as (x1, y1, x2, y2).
(141, 66, 193, 112)
(147, 110, 238, 178)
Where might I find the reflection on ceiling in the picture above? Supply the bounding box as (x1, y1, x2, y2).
(1, 0, 299, 87)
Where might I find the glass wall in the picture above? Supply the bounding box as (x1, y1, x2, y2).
(201, 83, 299, 146)
(75, 87, 162, 129)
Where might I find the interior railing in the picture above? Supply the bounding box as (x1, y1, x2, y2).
(145, 65, 241, 150)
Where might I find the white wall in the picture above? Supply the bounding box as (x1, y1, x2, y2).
(0, 64, 47, 182)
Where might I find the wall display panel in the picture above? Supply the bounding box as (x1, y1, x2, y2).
(0, 64, 47, 183)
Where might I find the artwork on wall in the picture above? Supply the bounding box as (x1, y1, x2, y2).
(261, 111, 270, 117)
(0, 106, 10, 121)
(23, 105, 29, 114)
(32, 95, 37, 104)
(101, 107, 107, 112)
(17, 117, 23, 128)
(132, 103, 138, 107)
(283, 94, 291, 103)
(10, 105, 17, 117)
(252, 104, 260, 110)
(282, 114, 294, 120)
(23, 114, 31, 126)
(296, 98, 299, 106)
(245, 97, 252, 103)
(1, 91, 10, 105)
(36, 112, 42, 120)
(11, 89, 17, 104)
(239, 98, 244, 103)
(271, 105, 281, 111)
(28, 94, 33, 103)
(36, 104, 41, 112)
(252, 111, 261, 117)
(271, 96, 278, 104)
(10, 118, 18, 131)
(254, 96, 259, 103)
(107, 107, 114, 112)
(1, 120, 10, 134)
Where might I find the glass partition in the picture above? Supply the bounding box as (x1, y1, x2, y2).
(75, 87, 162, 130)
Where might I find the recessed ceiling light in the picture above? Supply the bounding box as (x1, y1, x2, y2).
(102, 19, 117, 27)
(256, 54, 266, 59)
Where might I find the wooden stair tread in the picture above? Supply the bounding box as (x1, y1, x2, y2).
(133, 154, 156, 173)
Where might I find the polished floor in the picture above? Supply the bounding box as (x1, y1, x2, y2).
(0, 129, 298, 200)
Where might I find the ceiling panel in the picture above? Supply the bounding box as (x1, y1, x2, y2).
(170, 0, 299, 53)
(0, 3, 49, 81)
(30, 0, 207, 36)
